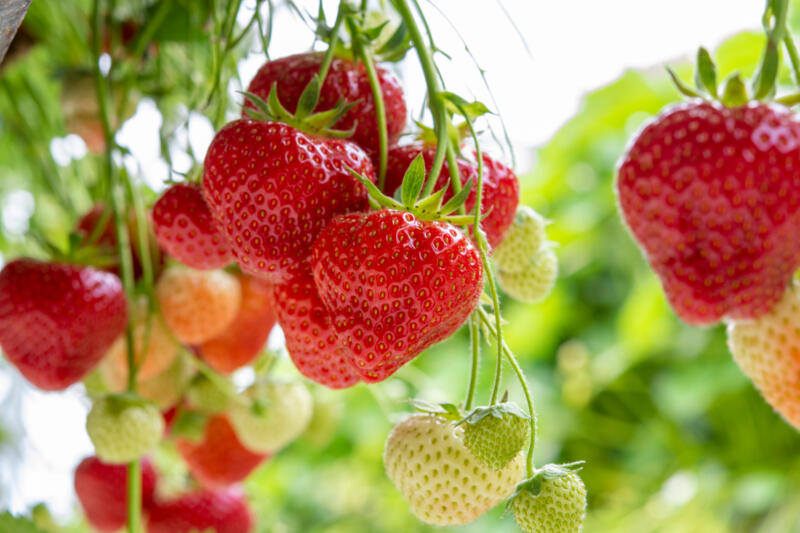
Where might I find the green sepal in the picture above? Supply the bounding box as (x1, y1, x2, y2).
(439, 177, 473, 215)
(401, 153, 426, 207)
(376, 21, 412, 62)
(694, 47, 717, 97)
(455, 401, 530, 427)
(506, 461, 586, 508)
(752, 40, 780, 100)
(0, 511, 47, 533)
(666, 67, 702, 98)
(295, 75, 322, 119)
(344, 165, 403, 209)
(409, 399, 462, 420)
(775, 91, 800, 106)
(721, 72, 749, 107)
(441, 91, 493, 120)
(241, 88, 355, 139)
(413, 186, 447, 213)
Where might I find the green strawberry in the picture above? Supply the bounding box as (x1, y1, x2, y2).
(228, 381, 313, 454)
(384, 414, 524, 526)
(459, 402, 531, 470)
(492, 206, 547, 273)
(498, 249, 558, 303)
(86, 394, 164, 464)
(510, 464, 587, 533)
(185, 374, 233, 414)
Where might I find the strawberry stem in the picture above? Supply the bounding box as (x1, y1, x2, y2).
(784, 34, 800, 86)
(464, 314, 480, 411)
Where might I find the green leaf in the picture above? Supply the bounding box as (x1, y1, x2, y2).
(0, 513, 47, 533)
(440, 177, 473, 215)
(694, 47, 717, 96)
(295, 75, 322, 119)
(401, 154, 426, 207)
(376, 21, 411, 61)
(441, 92, 493, 119)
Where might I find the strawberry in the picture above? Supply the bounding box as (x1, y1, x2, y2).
(228, 381, 313, 454)
(311, 210, 483, 382)
(384, 414, 524, 526)
(497, 249, 558, 303)
(156, 266, 241, 345)
(244, 52, 406, 157)
(152, 182, 234, 270)
(185, 374, 233, 414)
(727, 282, 800, 429)
(101, 298, 180, 383)
(86, 395, 164, 464)
(492, 206, 548, 273)
(74, 456, 157, 532)
(273, 268, 360, 389)
(460, 402, 531, 470)
(146, 487, 255, 533)
(176, 414, 268, 488)
(0, 259, 126, 390)
(510, 464, 587, 533)
(617, 100, 800, 325)
(382, 144, 520, 249)
(199, 274, 276, 374)
(203, 119, 376, 283)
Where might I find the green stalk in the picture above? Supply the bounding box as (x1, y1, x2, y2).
(392, 0, 448, 194)
(92, 1, 141, 530)
(785, 35, 800, 86)
(477, 307, 536, 476)
(464, 314, 480, 411)
(357, 46, 389, 189)
(318, 4, 348, 82)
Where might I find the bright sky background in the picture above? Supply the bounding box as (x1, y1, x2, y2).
(1, 0, 764, 521)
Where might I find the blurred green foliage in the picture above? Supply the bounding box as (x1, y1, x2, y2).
(1, 2, 800, 533)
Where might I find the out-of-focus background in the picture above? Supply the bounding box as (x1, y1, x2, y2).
(2, 1, 800, 532)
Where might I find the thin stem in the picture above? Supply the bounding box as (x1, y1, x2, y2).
(318, 4, 347, 82)
(464, 314, 480, 411)
(392, 0, 448, 195)
(785, 35, 800, 86)
(126, 461, 141, 533)
(477, 307, 536, 477)
(357, 44, 389, 189)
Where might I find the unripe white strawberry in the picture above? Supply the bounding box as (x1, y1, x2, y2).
(727, 282, 800, 430)
(492, 206, 547, 273)
(498, 248, 558, 303)
(86, 395, 164, 464)
(383, 414, 524, 526)
(511, 464, 587, 533)
(228, 381, 313, 454)
(460, 402, 531, 470)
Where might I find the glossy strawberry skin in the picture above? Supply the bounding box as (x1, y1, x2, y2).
(0, 259, 127, 390)
(200, 274, 276, 374)
(74, 456, 157, 532)
(152, 183, 234, 270)
(273, 268, 360, 389)
(312, 210, 483, 382)
(146, 487, 254, 533)
(383, 144, 520, 249)
(177, 414, 269, 488)
(203, 119, 376, 283)
(244, 53, 406, 158)
(617, 100, 800, 325)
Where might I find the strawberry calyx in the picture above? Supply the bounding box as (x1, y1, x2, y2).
(506, 461, 586, 505)
(242, 82, 357, 139)
(454, 401, 530, 427)
(409, 399, 462, 421)
(344, 153, 487, 225)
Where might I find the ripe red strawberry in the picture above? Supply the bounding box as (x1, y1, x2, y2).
(203, 119, 376, 283)
(382, 144, 520, 249)
(176, 414, 269, 488)
(74, 456, 157, 532)
(0, 259, 127, 390)
(146, 487, 254, 533)
(152, 182, 234, 270)
(200, 274, 276, 374)
(244, 52, 406, 157)
(617, 100, 800, 325)
(312, 210, 483, 382)
(273, 268, 360, 389)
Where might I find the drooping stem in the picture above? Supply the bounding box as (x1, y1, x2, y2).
(357, 47, 389, 189)
(464, 314, 480, 411)
(477, 308, 536, 476)
(785, 35, 800, 86)
(392, 0, 448, 195)
(91, 2, 141, 531)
